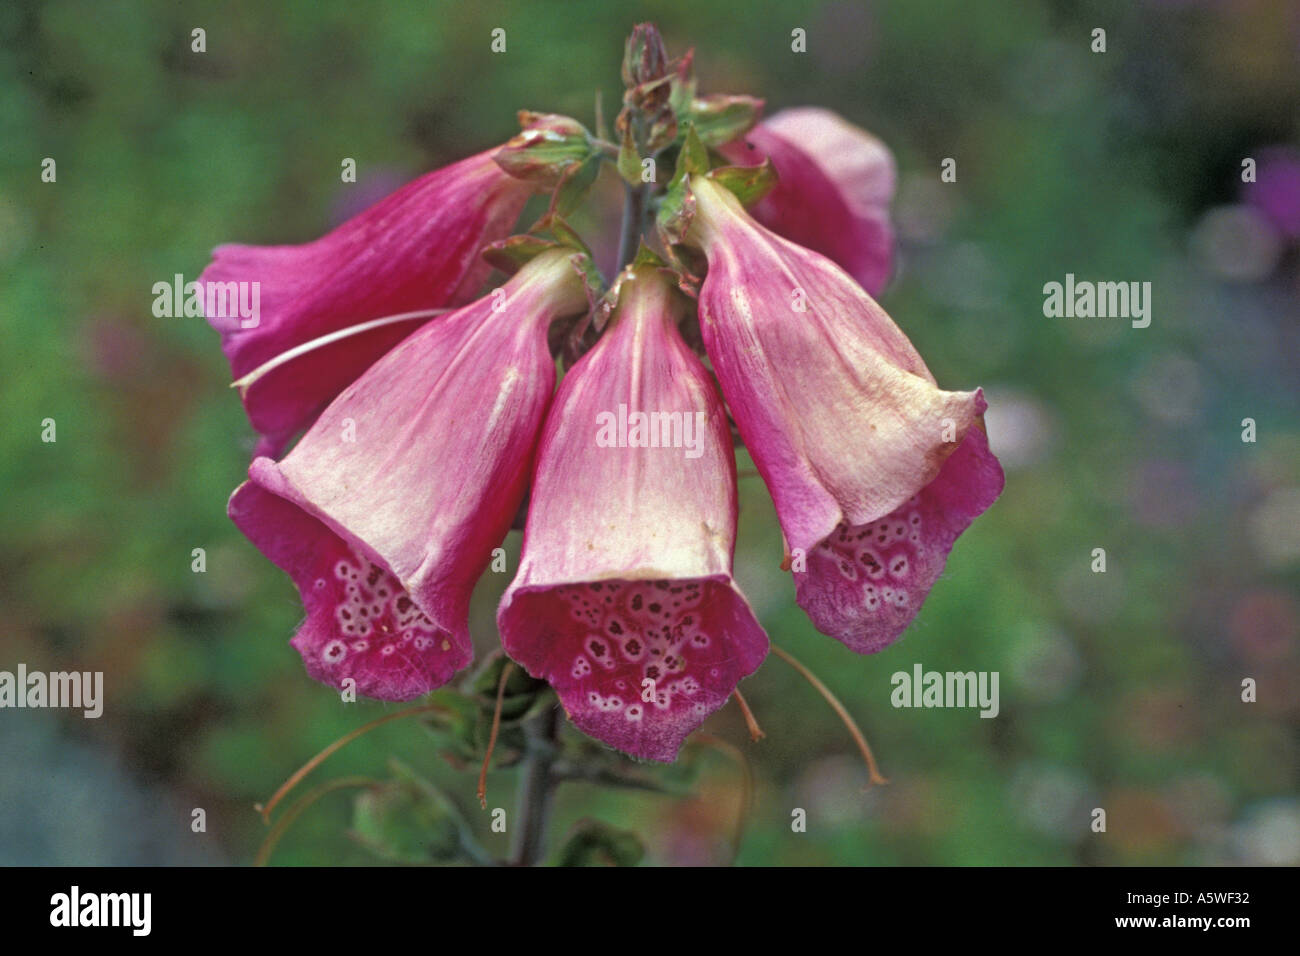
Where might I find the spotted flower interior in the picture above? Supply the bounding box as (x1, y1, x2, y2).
(796, 424, 1004, 652)
(506, 577, 766, 762)
(229, 482, 470, 701)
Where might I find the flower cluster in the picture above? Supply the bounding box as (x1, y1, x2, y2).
(205, 25, 1004, 762)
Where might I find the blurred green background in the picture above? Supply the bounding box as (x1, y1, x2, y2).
(2, 0, 1298, 866)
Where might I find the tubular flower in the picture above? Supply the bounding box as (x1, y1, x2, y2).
(719, 107, 896, 297)
(685, 175, 1004, 654)
(498, 268, 768, 762)
(227, 249, 590, 700)
(201, 148, 535, 456)
(212, 22, 1006, 780)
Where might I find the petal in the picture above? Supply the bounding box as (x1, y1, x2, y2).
(236, 316, 426, 457)
(499, 269, 768, 761)
(201, 148, 534, 449)
(794, 412, 1005, 652)
(689, 175, 986, 558)
(721, 107, 896, 296)
(229, 481, 470, 700)
(503, 578, 767, 763)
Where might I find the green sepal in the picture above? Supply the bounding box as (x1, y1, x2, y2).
(483, 216, 596, 276)
(667, 49, 697, 118)
(667, 50, 762, 147)
(688, 94, 764, 147)
(652, 124, 707, 246)
(631, 241, 668, 270)
(551, 152, 603, 218)
(481, 234, 558, 276)
(678, 123, 710, 180)
(617, 122, 643, 186)
(707, 158, 778, 206)
(655, 182, 695, 248)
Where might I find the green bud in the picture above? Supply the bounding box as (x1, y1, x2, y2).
(557, 819, 646, 867)
(495, 112, 595, 187)
(470, 654, 555, 726)
(350, 772, 466, 864)
(622, 23, 669, 88)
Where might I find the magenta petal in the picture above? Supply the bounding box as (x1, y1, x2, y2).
(689, 176, 989, 556)
(498, 270, 768, 762)
(720, 107, 896, 296)
(795, 413, 1005, 652)
(503, 579, 767, 763)
(200, 148, 534, 451)
(237, 319, 423, 457)
(230, 250, 589, 700)
(229, 481, 470, 699)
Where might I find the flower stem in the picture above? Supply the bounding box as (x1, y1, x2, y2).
(616, 181, 650, 273)
(510, 705, 562, 865)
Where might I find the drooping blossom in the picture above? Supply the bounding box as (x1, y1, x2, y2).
(684, 174, 1004, 653)
(228, 249, 590, 700)
(498, 267, 768, 761)
(720, 107, 896, 297)
(212, 21, 1006, 780)
(201, 149, 535, 456)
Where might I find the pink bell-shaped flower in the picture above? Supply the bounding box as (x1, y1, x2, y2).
(720, 107, 896, 297)
(201, 148, 536, 456)
(228, 249, 590, 700)
(498, 266, 768, 761)
(685, 175, 1004, 654)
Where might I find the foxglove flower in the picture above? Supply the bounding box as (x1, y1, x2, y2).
(228, 249, 590, 700)
(201, 149, 535, 456)
(720, 107, 896, 296)
(498, 268, 768, 762)
(685, 175, 1004, 654)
